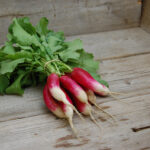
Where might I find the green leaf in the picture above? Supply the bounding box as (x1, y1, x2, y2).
(68, 49, 99, 72)
(47, 31, 65, 41)
(47, 36, 62, 52)
(54, 31, 65, 41)
(6, 73, 25, 95)
(15, 43, 34, 52)
(3, 42, 15, 54)
(66, 39, 83, 51)
(6, 51, 32, 60)
(17, 17, 36, 35)
(12, 18, 40, 46)
(36, 17, 49, 35)
(98, 79, 109, 88)
(59, 50, 80, 62)
(0, 75, 9, 94)
(0, 58, 25, 74)
(59, 39, 82, 62)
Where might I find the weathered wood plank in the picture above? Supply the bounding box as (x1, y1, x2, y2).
(67, 28, 150, 60)
(0, 0, 141, 44)
(0, 105, 149, 150)
(0, 28, 150, 150)
(0, 28, 150, 123)
(141, 0, 150, 33)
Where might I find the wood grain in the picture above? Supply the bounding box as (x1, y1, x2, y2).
(0, 28, 150, 149)
(0, 0, 141, 44)
(67, 28, 150, 60)
(141, 0, 150, 33)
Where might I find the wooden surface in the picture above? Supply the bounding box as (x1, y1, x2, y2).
(141, 0, 150, 33)
(0, 27, 150, 150)
(0, 0, 141, 45)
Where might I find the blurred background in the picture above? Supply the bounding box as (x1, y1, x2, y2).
(1, 0, 146, 45)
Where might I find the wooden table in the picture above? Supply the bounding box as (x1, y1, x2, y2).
(0, 27, 150, 150)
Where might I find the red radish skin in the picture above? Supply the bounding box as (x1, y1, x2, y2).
(47, 73, 71, 106)
(60, 75, 88, 104)
(73, 96, 91, 115)
(71, 68, 127, 105)
(71, 68, 110, 96)
(61, 88, 84, 121)
(47, 73, 83, 120)
(43, 84, 65, 118)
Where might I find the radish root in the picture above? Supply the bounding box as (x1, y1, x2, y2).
(68, 118, 81, 140)
(91, 102, 118, 124)
(109, 91, 124, 95)
(92, 109, 114, 125)
(89, 111, 103, 134)
(71, 105, 85, 122)
(110, 93, 129, 105)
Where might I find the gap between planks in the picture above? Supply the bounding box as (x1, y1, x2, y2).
(98, 51, 150, 61)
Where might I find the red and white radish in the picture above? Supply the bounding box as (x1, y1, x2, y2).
(60, 75, 88, 104)
(72, 95, 91, 115)
(72, 95, 102, 130)
(43, 84, 65, 118)
(71, 67, 125, 104)
(47, 73, 84, 120)
(47, 73, 71, 106)
(71, 68, 110, 96)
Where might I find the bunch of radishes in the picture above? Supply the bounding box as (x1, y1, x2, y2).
(0, 17, 122, 138)
(43, 67, 117, 136)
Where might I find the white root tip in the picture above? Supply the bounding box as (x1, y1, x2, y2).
(68, 118, 81, 140)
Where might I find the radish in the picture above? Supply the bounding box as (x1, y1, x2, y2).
(71, 68, 125, 104)
(60, 75, 88, 104)
(62, 88, 84, 121)
(47, 73, 71, 106)
(60, 75, 99, 120)
(71, 68, 110, 96)
(71, 95, 102, 130)
(47, 73, 83, 120)
(43, 84, 65, 118)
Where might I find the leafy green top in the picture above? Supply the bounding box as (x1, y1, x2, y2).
(0, 17, 108, 95)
